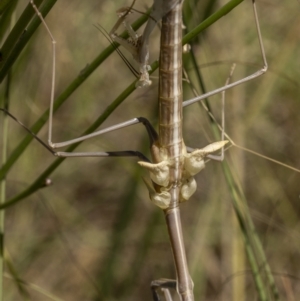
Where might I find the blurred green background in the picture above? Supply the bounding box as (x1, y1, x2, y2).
(0, 0, 300, 300)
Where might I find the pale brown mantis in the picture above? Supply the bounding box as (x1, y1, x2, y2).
(0, 0, 300, 300)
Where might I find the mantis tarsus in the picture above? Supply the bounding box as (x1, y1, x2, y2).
(0, 0, 300, 298)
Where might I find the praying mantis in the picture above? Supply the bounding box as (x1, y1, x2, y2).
(0, 0, 300, 298)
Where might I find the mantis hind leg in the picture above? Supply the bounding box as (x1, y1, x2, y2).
(151, 279, 177, 301)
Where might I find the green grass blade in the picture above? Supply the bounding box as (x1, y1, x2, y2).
(0, 0, 55, 84)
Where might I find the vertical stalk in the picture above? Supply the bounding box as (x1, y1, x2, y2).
(0, 62, 10, 301)
(0, 9, 15, 299)
(158, 2, 194, 300)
